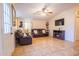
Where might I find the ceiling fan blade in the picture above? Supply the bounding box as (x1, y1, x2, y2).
(48, 12, 53, 13)
(42, 5, 47, 11)
(34, 11, 40, 14)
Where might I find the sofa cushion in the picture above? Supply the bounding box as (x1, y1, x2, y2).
(34, 30, 38, 34)
(24, 33, 27, 37)
(42, 30, 46, 34)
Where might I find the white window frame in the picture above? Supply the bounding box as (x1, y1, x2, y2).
(3, 4, 11, 34)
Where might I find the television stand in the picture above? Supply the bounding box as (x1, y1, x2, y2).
(53, 30, 65, 40)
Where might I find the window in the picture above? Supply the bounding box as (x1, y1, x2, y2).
(3, 4, 11, 33)
(24, 22, 31, 33)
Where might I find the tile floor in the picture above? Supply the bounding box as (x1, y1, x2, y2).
(12, 37, 79, 56)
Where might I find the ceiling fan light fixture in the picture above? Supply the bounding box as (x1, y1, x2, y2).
(44, 8, 52, 12)
(40, 12, 46, 16)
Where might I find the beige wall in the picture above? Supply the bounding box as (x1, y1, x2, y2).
(49, 8, 75, 42)
(32, 20, 47, 29)
(23, 18, 47, 29)
(22, 19, 48, 35)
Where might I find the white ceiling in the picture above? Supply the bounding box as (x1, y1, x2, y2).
(14, 3, 79, 20)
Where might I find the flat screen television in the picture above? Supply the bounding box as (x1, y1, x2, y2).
(55, 18, 64, 26)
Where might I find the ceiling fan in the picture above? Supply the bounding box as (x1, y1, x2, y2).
(34, 5, 53, 15)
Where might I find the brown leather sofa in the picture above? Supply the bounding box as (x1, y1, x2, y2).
(15, 29, 32, 45)
(31, 29, 49, 37)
